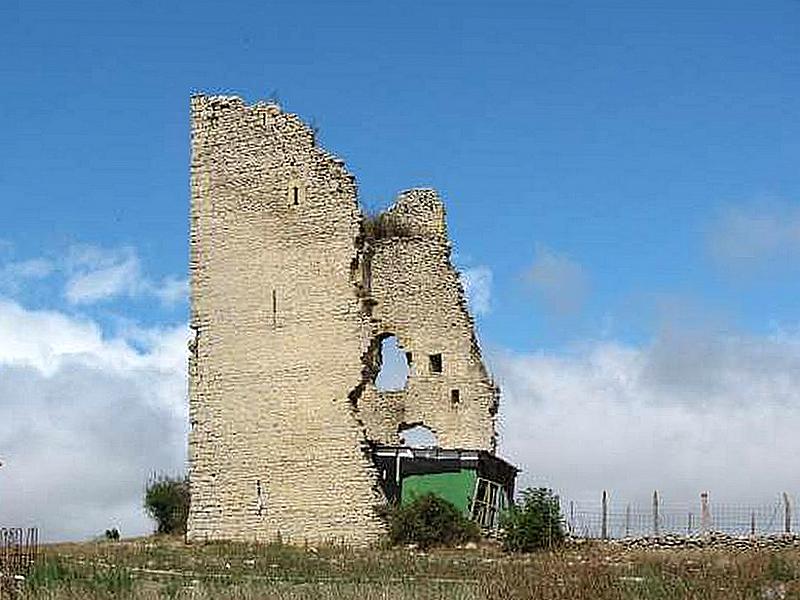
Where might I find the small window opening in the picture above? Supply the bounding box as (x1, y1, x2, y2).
(405, 351, 413, 366)
(375, 335, 409, 391)
(451, 389, 460, 405)
(399, 424, 438, 448)
(271, 289, 277, 328)
(429, 353, 443, 374)
(292, 186, 299, 206)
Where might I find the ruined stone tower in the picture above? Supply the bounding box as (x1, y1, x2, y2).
(188, 94, 500, 544)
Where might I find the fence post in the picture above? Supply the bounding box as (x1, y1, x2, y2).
(652, 490, 660, 537)
(601, 490, 608, 540)
(701, 492, 710, 534)
(687, 512, 693, 535)
(750, 511, 756, 537)
(784, 492, 792, 534)
(625, 504, 631, 538)
(569, 500, 575, 535)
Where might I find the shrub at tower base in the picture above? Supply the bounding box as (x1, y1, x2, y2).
(144, 474, 190, 535)
(388, 493, 481, 549)
(501, 487, 565, 553)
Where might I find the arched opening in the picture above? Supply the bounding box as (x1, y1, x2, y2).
(374, 335, 410, 391)
(399, 424, 438, 448)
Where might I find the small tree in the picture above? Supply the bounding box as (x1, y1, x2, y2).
(388, 493, 480, 550)
(501, 487, 564, 552)
(144, 474, 189, 535)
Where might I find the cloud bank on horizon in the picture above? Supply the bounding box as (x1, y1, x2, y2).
(493, 328, 800, 507)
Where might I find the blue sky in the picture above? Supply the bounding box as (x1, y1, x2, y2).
(3, 0, 798, 348)
(2, 0, 800, 539)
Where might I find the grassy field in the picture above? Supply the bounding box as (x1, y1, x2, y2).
(8, 536, 800, 599)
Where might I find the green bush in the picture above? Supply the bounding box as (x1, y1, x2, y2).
(501, 487, 565, 552)
(144, 474, 189, 535)
(388, 493, 480, 550)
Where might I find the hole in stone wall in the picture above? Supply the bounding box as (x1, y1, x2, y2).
(399, 424, 438, 448)
(429, 353, 443, 374)
(405, 351, 413, 366)
(375, 335, 409, 391)
(189, 325, 199, 352)
(292, 186, 299, 205)
(451, 389, 460, 405)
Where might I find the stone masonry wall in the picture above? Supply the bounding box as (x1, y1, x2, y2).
(357, 190, 499, 450)
(188, 94, 498, 545)
(579, 533, 800, 552)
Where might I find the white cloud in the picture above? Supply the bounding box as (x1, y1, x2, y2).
(7, 258, 53, 279)
(153, 276, 190, 307)
(65, 245, 143, 304)
(0, 258, 54, 294)
(491, 328, 800, 511)
(525, 244, 588, 316)
(0, 243, 187, 307)
(460, 266, 492, 316)
(0, 299, 188, 541)
(708, 202, 800, 276)
(64, 245, 187, 306)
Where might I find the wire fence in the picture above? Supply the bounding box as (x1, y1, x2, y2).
(0, 528, 38, 597)
(562, 492, 798, 539)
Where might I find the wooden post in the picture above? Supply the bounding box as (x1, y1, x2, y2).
(625, 504, 631, 538)
(652, 490, 660, 537)
(784, 492, 792, 534)
(700, 492, 710, 534)
(750, 511, 756, 537)
(687, 512, 693, 535)
(601, 490, 608, 540)
(569, 500, 575, 535)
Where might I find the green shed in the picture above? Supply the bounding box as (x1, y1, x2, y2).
(371, 446, 519, 531)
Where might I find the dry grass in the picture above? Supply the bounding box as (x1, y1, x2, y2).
(480, 544, 799, 599)
(8, 537, 800, 599)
